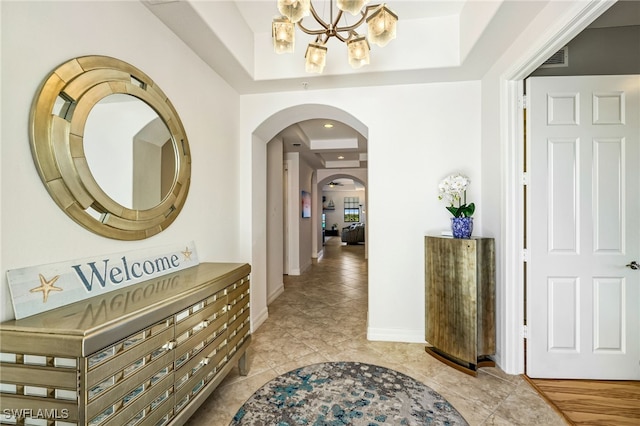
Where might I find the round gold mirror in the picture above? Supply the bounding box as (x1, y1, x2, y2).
(30, 56, 191, 240)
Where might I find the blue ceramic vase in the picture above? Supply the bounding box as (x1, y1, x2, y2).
(451, 217, 473, 239)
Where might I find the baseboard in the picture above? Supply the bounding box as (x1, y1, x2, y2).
(491, 353, 503, 371)
(267, 284, 285, 304)
(251, 306, 269, 332)
(367, 327, 426, 344)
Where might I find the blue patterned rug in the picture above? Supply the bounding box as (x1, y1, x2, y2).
(230, 361, 468, 425)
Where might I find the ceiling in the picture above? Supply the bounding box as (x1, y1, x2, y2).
(278, 118, 367, 172)
(142, 0, 635, 188)
(143, 0, 552, 94)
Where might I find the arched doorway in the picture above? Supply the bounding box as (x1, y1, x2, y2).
(317, 174, 368, 260)
(250, 104, 369, 331)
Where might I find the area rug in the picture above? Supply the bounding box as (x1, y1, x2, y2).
(230, 361, 468, 425)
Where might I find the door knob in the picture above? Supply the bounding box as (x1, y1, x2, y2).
(625, 261, 639, 270)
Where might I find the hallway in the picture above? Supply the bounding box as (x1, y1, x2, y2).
(185, 237, 565, 425)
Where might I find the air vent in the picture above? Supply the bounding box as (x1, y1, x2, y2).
(540, 46, 568, 68)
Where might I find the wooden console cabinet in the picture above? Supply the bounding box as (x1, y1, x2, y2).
(424, 236, 495, 376)
(0, 262, 250, 426)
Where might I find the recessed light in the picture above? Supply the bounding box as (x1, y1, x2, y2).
(323, 123, 334, 128)
(338, 155, 344, 159)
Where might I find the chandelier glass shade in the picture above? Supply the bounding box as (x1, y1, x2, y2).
(278, 0, 311, 23)
(366, 3, 397, 47)
(337, 0, 368, 15)
(347, 35, 370, 68)
(273, 17, 296, 53)
(272, 0, 397, 73)
(305, 42, 328, 73)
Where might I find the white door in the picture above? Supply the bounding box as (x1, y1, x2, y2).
(527, 75, 640, 379)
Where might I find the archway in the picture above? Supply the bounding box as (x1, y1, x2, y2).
(316, 173, 368, 259)
(250, 104, 369, 331)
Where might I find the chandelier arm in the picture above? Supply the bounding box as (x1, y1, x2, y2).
(308, 2, 330, 31)
(333, 31, 350, 43)
(364, 4, 381, 13)
(297, 21, 331, 36)
(297, 2, 384, 41)
(298, 2, 331, 36)
(334, 11, 367, 34)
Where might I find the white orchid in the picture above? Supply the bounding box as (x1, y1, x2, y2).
(438, 173, 475, 217)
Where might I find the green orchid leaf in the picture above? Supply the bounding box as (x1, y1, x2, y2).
(446, 206, 460, 217)
(465, 203, 475, 217)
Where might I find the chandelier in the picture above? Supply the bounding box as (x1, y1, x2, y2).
(272, 0, 398, 73)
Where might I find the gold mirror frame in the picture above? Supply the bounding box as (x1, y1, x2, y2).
(30, 56, 191, 240)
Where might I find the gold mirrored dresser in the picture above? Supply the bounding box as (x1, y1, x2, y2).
(0, 262, 251, 426)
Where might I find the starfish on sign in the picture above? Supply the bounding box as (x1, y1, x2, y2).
(30, 274, 63, 303)
(182, 247, 193, 261)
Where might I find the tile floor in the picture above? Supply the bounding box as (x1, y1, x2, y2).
(185, 237, 567, 425)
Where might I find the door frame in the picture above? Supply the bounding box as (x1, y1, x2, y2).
(501, 0, 615, 374)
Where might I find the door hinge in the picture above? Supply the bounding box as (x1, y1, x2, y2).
(520, 94, 527, 109)
(522, 248, 529, 262)
(521, 172, 529, 186)
(522, 325, 529, 339)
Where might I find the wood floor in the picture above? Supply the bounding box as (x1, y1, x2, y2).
(526, 377, 640, 425)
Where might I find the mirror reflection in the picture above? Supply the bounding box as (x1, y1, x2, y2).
(84, 94, 176, 210)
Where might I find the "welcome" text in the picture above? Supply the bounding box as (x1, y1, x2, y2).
(71, 255, 180, 292)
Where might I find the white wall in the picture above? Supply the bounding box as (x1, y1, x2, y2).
(281, 150, 317, 275)
(0, 1, 246, 321)
(242, 82, 482, 346)
(283, 153, 300, 276)
(298, 158, 315, 274)
(266, 138, 284, 303)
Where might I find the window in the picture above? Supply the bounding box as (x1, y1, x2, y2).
(344, 197, 360, 222)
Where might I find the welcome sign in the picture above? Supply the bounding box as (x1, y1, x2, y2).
(7, 242, 199, 319)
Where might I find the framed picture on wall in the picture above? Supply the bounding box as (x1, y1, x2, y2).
(301, 191, 311, 218)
